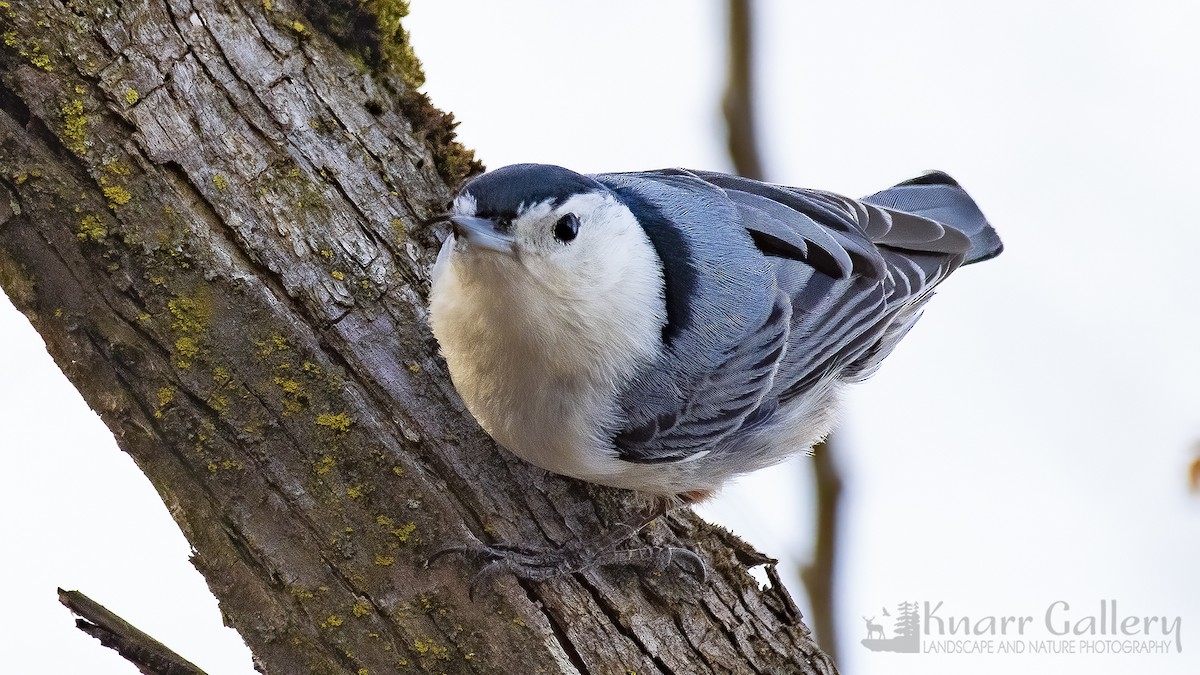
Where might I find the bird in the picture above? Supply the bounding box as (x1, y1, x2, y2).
(427, 163, 1001, 582)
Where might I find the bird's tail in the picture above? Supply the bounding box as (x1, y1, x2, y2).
(863, 171, 1003, 265)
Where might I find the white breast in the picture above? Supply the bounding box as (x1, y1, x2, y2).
(427, 195, 667, 486)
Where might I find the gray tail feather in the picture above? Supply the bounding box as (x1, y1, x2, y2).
(863, 171, 1003, 264)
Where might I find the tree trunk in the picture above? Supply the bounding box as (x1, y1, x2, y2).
(0, 1, 837, 672)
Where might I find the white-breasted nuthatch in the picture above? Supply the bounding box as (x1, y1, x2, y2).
(429, 164, 1001, 503)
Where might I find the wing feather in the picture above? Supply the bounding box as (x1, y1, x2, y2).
(603, 169, 997, 465)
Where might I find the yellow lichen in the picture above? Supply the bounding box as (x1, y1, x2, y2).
(262, 0, 272, 9)
(168, 295, 211, 334)
(331, 270, 345, 280)
(374, 554, 394, 566)
(175, 336, 200, 368)
(157, 387, 175, 408)
(212, 173, 228, 191)
(61, 99, 87, 155)
(103, 186, 132, 208)
(412, 638, 449, 660)
(352, 602, 370, 618)
(124, 88, 139, 105)
(209, 394, 229, 413)
(391, 522, 416, 543)
(346, 484, 364, 499)
(390, 217, 406, 242)
(274, 377, 302, 394)
(213, 367, 230, 385)
(292, 20, 305, 32)
(357, 670, 368, 675)
(314, 455, 335, 475)
(76, 214, 106, 241)
(104, 161, 130, 176)
(2, 32, 15, 48)
(391, 466, 405, 477)
(316, 412, 352, 433)
(322, 615, 343, 629)
(319, 248, 333, 258)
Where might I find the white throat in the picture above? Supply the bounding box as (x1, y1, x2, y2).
(429, 194, 666, 481)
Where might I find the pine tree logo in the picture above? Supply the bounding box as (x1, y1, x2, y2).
(862, 601, 921, 653)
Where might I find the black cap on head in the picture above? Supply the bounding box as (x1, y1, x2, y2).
(461, 164, 606, 219)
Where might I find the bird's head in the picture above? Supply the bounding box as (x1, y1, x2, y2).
(429, 164, 667, 382)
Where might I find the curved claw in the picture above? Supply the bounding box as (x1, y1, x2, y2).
(668, 546, 708, 584)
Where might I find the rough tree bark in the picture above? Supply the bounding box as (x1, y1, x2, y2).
(0, 1, 838, 673)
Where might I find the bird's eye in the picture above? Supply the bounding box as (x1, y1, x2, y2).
(554, 213, 580, 243)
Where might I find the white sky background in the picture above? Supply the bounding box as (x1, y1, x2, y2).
(2, 1, 1198, 673)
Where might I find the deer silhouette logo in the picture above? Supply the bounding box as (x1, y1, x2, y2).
(864, 616, 886, 640)
(862, 601, 920, 653)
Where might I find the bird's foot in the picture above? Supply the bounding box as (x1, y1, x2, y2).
(431, 527, 706, 598)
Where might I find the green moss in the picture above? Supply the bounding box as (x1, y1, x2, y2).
(60, 99, 88, 156)
(124, 88, 139, 105)
(76, 213, 106, 241)
(103, 186, 132, 208)
(316, 411, 353, 433)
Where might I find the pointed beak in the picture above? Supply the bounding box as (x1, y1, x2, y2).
(450, 215, 515, 254)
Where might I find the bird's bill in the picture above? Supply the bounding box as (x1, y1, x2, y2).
(449, 215, 515, 254)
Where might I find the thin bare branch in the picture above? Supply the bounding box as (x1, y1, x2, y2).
(59, 589, 206, 675)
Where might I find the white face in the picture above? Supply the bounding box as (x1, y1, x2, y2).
(446, 191, 664, 318)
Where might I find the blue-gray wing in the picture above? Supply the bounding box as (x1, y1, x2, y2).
(604, 169, 1001, 464)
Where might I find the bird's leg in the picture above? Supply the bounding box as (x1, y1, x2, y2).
(431, 497, 706, 596)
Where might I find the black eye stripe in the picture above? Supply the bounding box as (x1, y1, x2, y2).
(554, 213, 580, 243)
